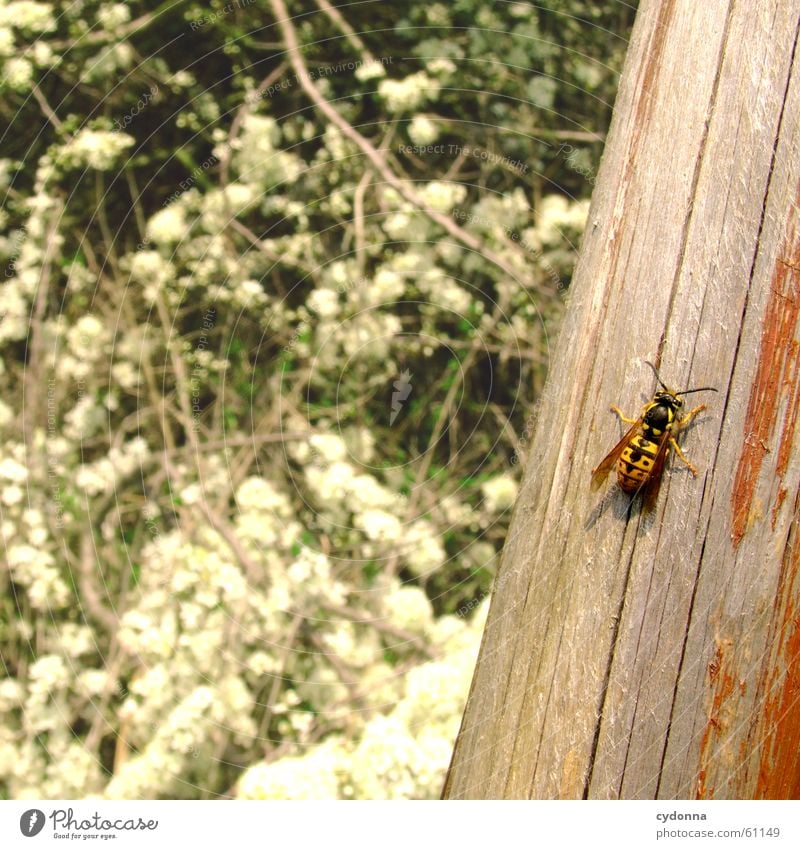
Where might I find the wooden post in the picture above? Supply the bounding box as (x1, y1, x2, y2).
(443, 0, 800, 799)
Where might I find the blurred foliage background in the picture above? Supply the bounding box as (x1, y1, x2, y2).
(0, 0, 636, 799)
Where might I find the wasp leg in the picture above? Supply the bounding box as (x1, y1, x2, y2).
(670, 404, 707, 477)
(610, 405, 637, 424)
(678, 404, 706, 428)
(669, 437, 699, 476)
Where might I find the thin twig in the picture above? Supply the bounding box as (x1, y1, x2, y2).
(260, 612, 304, 738)
(198, 501, 262, 584)
(309, 631, 368, 711)
(352, 168, 371, 278)
(23, 201, 62, 449)
(30, 83, 63, 129)
(228, 218, 315, 275)
(220, 63, 289, 189)
(313, 0, 375, 62)
(269, 0, 541, 288)
(64, 530, 117, 631)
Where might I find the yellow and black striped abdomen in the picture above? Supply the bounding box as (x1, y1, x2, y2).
(616, 431, 662, 493)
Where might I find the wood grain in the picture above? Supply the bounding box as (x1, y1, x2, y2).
(443, 0, 800, 799)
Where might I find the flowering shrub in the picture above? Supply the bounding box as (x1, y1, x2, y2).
(0, 0, 632, 799)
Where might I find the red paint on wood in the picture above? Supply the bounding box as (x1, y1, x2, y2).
(696, 641, 735, 800)
(772, 487, 788, 530)
(755, 519, 800, 799)
(732, 195, 800, 547)
(776, 336, 800, 481)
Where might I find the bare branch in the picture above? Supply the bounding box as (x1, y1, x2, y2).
(268, 0, 543, 289)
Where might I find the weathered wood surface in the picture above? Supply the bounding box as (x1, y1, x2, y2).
(443, 0, 800, 799)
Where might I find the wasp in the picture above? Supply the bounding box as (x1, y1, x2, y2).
(591, 362, 717, 512)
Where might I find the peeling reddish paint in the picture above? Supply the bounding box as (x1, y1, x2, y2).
(755, 509, 800, 799)
(776, 337, 800, 481)
(772, 487, 788, 529)
(696, 640, 736, 800)
(696, 769, 706, 799)
(708, 648, 721, 683)
(731, 194, 800, 547)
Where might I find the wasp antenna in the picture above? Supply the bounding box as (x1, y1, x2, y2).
(643, 360, 669, 391)
(677, 386, 718, 396)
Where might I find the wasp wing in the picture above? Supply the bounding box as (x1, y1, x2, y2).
(640, 431, 671, 512)
(591, 420, 641, 491)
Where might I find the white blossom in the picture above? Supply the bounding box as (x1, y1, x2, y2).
(357, 508, 403, 542)
(60, 128, 135, 171)
(146, 205, 187, 244)
(482, 474, 519, 512)
(307, 288, 340, 318)
(0, 2, 56, 32)
(309, 433, 348, 464)
(3, 57, 33, 90)
(384, 583, 433, 634)
(0, 457, 28, 482)
(420, 181, 466, 213)
(97, 3, 130, 28)
(1, 485, 24, 505)
(378, 72, 440, 113)
(238, 739, 343, 799)
(408, 115, 439, 147)
(236, 477, 292, 515)
(354, 59, 387, 82)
